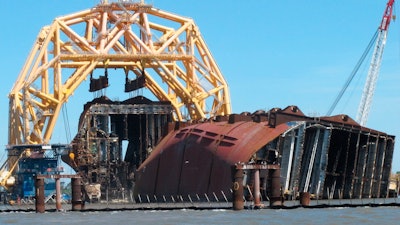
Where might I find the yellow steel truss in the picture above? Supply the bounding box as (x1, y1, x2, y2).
(8, 1, 231, 145)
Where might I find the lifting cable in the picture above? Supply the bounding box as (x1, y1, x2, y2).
(62, 103, 72, 143)
(0, 151, 7, 170)
(326, 29, 379, 116)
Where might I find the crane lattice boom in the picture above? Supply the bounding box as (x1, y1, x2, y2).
(356, 0, 395, 126)
(8, 1, 231, 145)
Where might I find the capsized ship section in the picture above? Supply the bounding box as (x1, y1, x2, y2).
(134, 106, 395, 202)
(61, 97, 395, 203)
(135, 115, 289, 202)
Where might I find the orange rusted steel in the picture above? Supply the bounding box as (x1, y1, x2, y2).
(134, 118, 289, 202)
(35, 178, 45, 213)
(71, 178, 84, 211)
(232, 167, 244, 210)
(253, 169, 261, 208)
(300, 192, 311, 206)
(269, 168, 283, 207)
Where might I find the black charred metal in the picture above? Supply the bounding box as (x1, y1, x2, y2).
(271, 106, 395, 200)
(125, 75, 146, 92)
(89, 75, 109, 92)
(62, 96, 172, 201)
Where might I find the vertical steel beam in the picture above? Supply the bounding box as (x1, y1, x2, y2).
(316, 129, 330, 198)
(232, 167, 244, 210)
(354, 134, 369, 198)
(364, 136, 378, 198)
(284, 131, 295, 192)
(350, 132, 361, 198)
(380, 138, 394, 197)
(124, 114, 128, 139)
(253, 169, 261, 208)
(338, 131, 351, 199)
(269, 168, 283, 207)
(343, 132, 357, 199)
(148, 114, 151, 155)
(139, 114, 143, 163)
(304, 129, 320, 193)
(71, 178, 83, 211)
(290, 123, 305, 197)
(374, 138, 386, 197)
(145, 114, 149, 157)
(300, 192, 310, 206)
(35, 177, 45, 213)
(55, 178, 62, 211)
(361, 135, 373, 198)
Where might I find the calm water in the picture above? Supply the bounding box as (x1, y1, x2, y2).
(0, 207, 399, 225)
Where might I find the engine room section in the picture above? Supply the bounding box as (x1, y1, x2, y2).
(62, 96, 172, 200)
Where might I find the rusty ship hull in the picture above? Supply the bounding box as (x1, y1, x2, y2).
(62, 99, 394, 203)
(134, 106, 394, 202)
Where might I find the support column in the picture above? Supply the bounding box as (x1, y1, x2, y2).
(300, 192, 311, 206)
(269, 168, 283, 207)
(232, 167, 244, 210)
(35, 177, 45, 213)
(55, 178, 62, 211)
(254, 169, 262, 208)
(71, 178, 83, 211)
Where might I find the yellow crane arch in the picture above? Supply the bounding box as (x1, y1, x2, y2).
(8, 1, 231, 145)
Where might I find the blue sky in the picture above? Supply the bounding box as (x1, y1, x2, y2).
(1, 0, 399, 172)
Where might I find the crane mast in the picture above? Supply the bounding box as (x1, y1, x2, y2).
(356, 0, 395, 126)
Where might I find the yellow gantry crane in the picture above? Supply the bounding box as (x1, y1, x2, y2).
(8, 1, 231, 145)
(0, 150, 29, 190)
